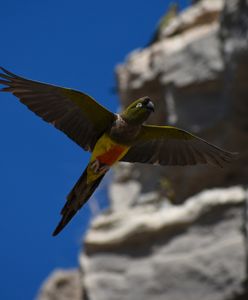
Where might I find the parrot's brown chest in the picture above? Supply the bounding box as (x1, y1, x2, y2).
(108, 114, 141, 144)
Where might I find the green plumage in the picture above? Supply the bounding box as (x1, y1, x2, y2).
(121, 97, 154, 125)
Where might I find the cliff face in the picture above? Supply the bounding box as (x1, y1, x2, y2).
(116, 0, 247, 204)
(37, 270, 83, 300)
(37, 1, 248, 300)
(82, 187, 247, 300)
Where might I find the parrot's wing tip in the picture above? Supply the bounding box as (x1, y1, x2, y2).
(217, 151, 239, 168)
(0, 66, 7, 73)
(227, 151, 239, 160)
(0, 67, 18, 78)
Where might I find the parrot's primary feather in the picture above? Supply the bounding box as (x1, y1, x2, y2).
(122, 125, 237, 167)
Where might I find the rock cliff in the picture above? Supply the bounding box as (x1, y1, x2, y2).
(37, 1, 248, 299)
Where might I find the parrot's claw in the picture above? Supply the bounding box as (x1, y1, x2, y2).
(99, 165, 110, 174)
(90, 160, 110, 175)
(90, 160, 100, 173)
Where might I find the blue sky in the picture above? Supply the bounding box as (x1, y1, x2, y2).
(0, 1, 189, 299)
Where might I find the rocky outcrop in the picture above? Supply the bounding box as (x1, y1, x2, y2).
(159, 0, 224, 39)
(37, 269, 84, 300)
(37, 1, 248, 300)
(82, 186, 247, 300)
(116, 0, 248, 204)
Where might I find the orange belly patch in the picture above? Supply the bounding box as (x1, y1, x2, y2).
(96, 145, 127, 166)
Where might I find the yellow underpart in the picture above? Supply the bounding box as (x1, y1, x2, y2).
(87, 133, 130, 183)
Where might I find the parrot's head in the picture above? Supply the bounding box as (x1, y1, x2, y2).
(121, 96, 155, 125)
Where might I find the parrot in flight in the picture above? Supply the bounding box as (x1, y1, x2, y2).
(0, 67, 236, 236)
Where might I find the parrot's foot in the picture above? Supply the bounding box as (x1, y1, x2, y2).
(99, 164, 110, 174)
(90, 160, 110, 175)
(90, 160, 100, 173)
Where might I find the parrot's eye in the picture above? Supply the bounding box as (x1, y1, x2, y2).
(136, 103, 142, 108)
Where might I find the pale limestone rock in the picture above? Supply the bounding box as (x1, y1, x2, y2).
(37, 269, 84, 300)
(84, 186, 245, 249)
(81, 186, 247, 300)
(109, 180, 141, 211)
(117, 23, 222, 92)
(161, 0, 224, 38)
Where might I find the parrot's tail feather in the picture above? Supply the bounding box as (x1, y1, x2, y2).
(52, 167, 105, 236)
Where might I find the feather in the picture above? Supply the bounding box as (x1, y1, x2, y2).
(122, 125, 237, 167)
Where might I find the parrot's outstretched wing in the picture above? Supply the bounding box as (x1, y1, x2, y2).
(0, 67, 115, 151)
(122, 125, 237, 167)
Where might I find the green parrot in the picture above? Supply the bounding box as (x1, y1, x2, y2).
(0, 67, 236, 235)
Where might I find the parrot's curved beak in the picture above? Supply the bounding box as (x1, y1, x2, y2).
(146, 101, 155, 112)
